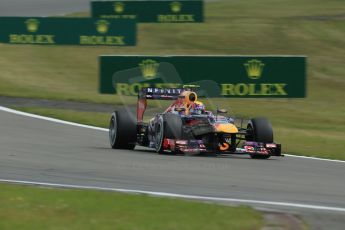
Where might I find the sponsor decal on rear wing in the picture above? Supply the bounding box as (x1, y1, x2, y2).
(137, 87, 185, 123)
(139, 87, 185, 100)
(137, 86, 200, 122)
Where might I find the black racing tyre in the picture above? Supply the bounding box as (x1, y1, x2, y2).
(163, 113, 183, 139)
(109, 109, 136, 150)
(155, 114, 183, 154)
(246, 117, 273, 159)
(246, 117, 273, 143)
(155, 116, 165, 153)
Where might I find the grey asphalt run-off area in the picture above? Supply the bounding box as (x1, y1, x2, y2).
(1, 1, 345, 229)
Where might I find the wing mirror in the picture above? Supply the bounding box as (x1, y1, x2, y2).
(217, 109, 228, 114)
(175, 107, 186, 112)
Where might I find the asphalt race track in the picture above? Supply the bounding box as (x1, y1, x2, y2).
(1, 1, 345, 228)
(1, 107, 345, 229)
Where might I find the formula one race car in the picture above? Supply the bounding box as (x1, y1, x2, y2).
(109, 87, 282, 159)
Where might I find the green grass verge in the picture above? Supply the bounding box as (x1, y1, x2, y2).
(1, 0, 345, 159)
(14, 107, 110, 128)
(0, 183, 263, 230)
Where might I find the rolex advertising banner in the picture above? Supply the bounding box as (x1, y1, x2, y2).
(99, 55, 306, 98)
(0, 17, 136, 46)
(91, 0, 204, 23)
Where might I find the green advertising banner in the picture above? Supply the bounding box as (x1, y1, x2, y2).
(99, 55, 306, 98)
(0, 17, 136, 46)
(91, 0, 204, 23)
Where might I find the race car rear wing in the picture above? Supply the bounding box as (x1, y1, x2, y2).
(137, 87, 198, 123)
(138, 87, 190, 100)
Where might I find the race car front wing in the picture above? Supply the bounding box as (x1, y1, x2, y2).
(162, 138, 283, 157)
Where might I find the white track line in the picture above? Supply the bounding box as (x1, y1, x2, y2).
(284, 154, 345, 163)
(1, 179, 345, 213)
(0, 106, 108, 132)
(0, 106, 344, 163)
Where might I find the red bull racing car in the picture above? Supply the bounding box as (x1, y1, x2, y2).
(109, 87, 282, 159)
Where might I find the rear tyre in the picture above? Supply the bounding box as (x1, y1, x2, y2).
(246, 117, 273, 159)
(109, 109, 136, 150)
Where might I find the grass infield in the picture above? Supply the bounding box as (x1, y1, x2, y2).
(0, 183, 262, 230)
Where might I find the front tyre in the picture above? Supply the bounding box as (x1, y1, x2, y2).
(246, 117, 273, 159)
(163, 113, 182, 139)
(246, 117, 273, 143)
(155, 116, 164, 153)
(109, 109, 136, 150)
(155, 113, 183, 154)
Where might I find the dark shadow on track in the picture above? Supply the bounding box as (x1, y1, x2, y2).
(88, 146, 280, 161)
